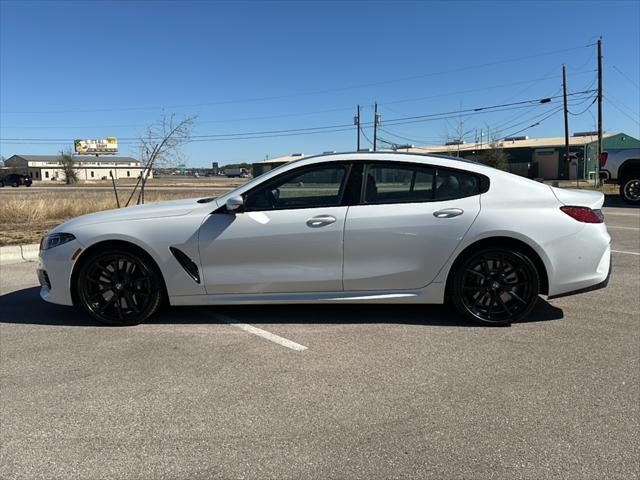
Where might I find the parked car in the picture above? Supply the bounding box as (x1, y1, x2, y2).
(37, 152, 611, 327)
(223, 167, 250, 178)
(599, 148, 640, 205)
(0, 173, 32, 187)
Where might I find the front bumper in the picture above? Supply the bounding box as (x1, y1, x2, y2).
(38, 239, 82, 306)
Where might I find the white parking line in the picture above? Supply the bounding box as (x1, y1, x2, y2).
(607, 226, 640, 230)
(215, 314, 308, 351)
(612, 249, 640, 256)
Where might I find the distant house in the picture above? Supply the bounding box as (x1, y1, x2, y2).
(4, 154, 153, 181)
(403, 132, 640, 180)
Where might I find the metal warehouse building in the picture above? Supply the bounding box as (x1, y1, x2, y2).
(409, 132, 639, 180)
(252, 132, 639, 181)
(4, 155, 152, 181)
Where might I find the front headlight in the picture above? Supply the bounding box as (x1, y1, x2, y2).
(40, 233, 76, 251)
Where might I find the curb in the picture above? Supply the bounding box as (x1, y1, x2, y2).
(0, 243, 39, 265)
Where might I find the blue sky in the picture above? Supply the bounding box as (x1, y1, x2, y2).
(1, 0, 638, 166)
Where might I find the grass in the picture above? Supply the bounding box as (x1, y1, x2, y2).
(0, 189, 222, 246)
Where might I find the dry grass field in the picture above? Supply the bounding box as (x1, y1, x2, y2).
(0, 180, 240, 246)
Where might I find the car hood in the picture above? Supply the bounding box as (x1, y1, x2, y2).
(550, 187, 605, 209)
(51, 197, 210, 233)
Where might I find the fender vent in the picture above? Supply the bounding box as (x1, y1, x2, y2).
(169, 247, 200, 284)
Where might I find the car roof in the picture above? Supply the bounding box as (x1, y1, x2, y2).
(282, 151, 499, 176)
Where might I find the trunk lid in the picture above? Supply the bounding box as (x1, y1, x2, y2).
(549, 187, 605, 209)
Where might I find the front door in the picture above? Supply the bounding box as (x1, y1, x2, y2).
(343, 162, 482, 291)
(198, 163, 351, 295)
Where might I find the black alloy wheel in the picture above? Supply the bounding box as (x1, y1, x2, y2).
(451, 248, 540, 325)
(77, 249, 163, 326)
(621, 177, 640, 205)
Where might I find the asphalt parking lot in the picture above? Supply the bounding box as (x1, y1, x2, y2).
(1, 201, 638, 479)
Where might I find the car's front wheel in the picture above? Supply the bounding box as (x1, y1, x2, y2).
(77, 248, 163, 326)
(450, 247, 540, 326)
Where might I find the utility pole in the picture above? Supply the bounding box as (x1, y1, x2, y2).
(354, 104, 360, 151)
(563, 64, 571, 182)
(596, 36, 603, 187)
(373, 102, 380, 151)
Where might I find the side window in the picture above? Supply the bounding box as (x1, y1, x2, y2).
(434, 168, 480, 200)
(364, 164, 435, 204)
(245, 164, 348, 211)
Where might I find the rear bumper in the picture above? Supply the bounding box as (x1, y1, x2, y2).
(547, 253, 611, 299)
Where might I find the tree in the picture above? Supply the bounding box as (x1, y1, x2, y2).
(481, 141, 509, 171)
(0, 155, 5, 167)
(59, 150, 78, 184)
(125, 113, 196, 206)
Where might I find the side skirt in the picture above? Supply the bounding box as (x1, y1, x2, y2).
(169, 283, 446, 306)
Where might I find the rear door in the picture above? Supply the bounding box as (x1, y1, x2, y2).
(343, 162, 482, 291)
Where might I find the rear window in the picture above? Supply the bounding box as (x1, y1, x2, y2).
(363, 163, 481, 204)
(434, 169, 480, 200)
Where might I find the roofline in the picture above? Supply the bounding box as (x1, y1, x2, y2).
(257, 150, 480, 165)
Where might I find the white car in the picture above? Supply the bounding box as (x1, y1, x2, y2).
(38, 152, 611, 326)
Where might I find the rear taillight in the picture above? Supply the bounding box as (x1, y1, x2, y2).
(599, 152, 608, 168)
(560, 206, 604, 223)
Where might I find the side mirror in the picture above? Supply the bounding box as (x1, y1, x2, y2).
(225, 195, 244, 213)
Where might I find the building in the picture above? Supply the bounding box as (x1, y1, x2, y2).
(252, 153, 306, 177)
(4, 154, 152, 181)
(401, 132, 640, 180)
(251, 133, 640, 181)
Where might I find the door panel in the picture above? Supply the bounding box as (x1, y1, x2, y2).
(199, 207, 347, 295)
(343, 195, 480, 291)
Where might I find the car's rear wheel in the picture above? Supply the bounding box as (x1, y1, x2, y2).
(77, 248, 163, 326)
(620, 175, 640, 205)
(450, 248, 540, 326)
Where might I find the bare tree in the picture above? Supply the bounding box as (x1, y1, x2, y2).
(125, 113, 196, 206)
(481, 141, 509, 171)
(0, 155, 5, 167)
(59, 150, 78, 184)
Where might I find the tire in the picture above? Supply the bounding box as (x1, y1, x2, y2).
(0, 181, 4, 187)
(11, 182, 18, 187)
(450, 247, 540, 326)
(76, 248, 164, 326)
(620, 175, 640, 205)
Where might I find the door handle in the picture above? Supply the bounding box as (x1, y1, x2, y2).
(433, 208, 464, 218)
(306, 215, 337, 228)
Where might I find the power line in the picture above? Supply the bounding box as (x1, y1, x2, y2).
(496, 107, 564, 141)
(2, 44, 593, 115)
(0, 71, 595, 131)
(604, 98, 640, 126)
(612, 65, 640, 89)
(568, 97, 597, 116)
(359, 126, 374, 147)
(381, 90, 594, 124)
(0, 91, 597, 145)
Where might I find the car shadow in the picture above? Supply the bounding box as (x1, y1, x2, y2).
(0, 286, 564, 328)
(604, 194, 638, 209)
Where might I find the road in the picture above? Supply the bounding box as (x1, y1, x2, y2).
(1, 205, 638, 479)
